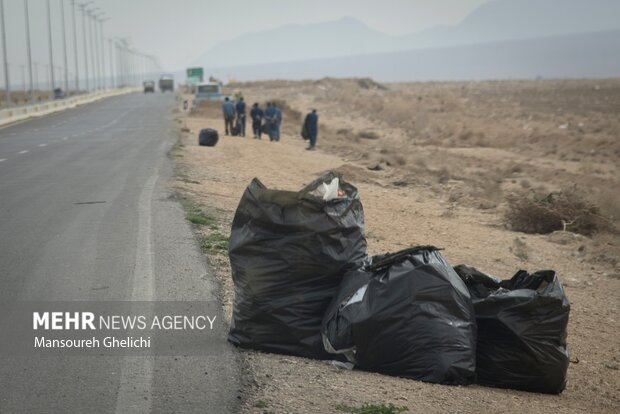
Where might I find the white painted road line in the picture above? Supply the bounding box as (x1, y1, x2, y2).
(18, 150, 28, 154)
(114, 174, 157, 413)
(62, 137, 68, 140)
(38, 144, 47, 147)
(0, 158, 6, 162)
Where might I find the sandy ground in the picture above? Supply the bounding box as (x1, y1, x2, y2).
(171, 78, 619, 413)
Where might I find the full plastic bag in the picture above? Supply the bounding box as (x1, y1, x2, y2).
(198, 128, 219, 146)
(454, 265, 570, 394)
(228, 172, 368, 359)
(322, 246, 476, 385)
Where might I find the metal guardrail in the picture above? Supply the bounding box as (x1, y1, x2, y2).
(0, 88, 139, 127)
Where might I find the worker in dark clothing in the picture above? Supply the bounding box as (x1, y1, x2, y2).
(264, 102, 277, 141)
(235, 97, 247, 137)
(304, 109, 318, 150)
(250, 103, 264, 139)
(273, 103, 282, 141)
(222, 97, 236, 136)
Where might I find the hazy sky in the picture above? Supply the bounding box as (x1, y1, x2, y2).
(1, 0, 491, 75)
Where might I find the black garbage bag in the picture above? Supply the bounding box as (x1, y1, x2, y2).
(228, 172, 368, 359)
(198, 128, 218, 146)
(454, 265, 570, 394)
(322, 246, 476, 385)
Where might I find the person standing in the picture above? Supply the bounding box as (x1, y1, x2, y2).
(264, 102, 277, 142)
(250, 103, 264, 139)
(274, 103, 282, 142)
(235, 97, 247, 137)
(304, 109, 319, 150)
(222, 97, 236, 136)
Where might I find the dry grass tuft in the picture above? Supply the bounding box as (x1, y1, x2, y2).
(505, 189, 610, 235)
(358, 131, 380, 140)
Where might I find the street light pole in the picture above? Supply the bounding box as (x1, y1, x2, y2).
(115, 41, 120, 87)
(91, 11, 104, 90)
(20, 64, 25, 91)
(70, 1, 79, 91)
(108, 38, 114, 88)
(60, 0, 69, 93)
(0, 0, 10, 105)
(24, 0, 34, 102)
(86, 9, 98, 90)
(78, 4, 89, 90)
(92, 14, 100, 90)
(98, 18, 108, 89)
(46, 0, 55, 93)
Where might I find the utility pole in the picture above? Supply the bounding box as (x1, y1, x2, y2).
(24, 0, 34, 102)
(46, 0, 55, 93)
(0, 0, 10, 105)
(60, 0, 69, 93)
(70, 1, 78, 91)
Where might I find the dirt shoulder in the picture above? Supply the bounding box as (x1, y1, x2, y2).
(170, 81, 619, 413)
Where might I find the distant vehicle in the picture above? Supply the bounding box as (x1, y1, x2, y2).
(53, 88, 65, 99)
(192, 82, 222, 106)
(159, 75, 174, 92)
(143, 81, 155, 93)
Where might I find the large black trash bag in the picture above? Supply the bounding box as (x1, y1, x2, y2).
(454, 265, 570, 394)
(228, 172, 368, 359)
(198, 128, 218, 146)
(322, 246, 476, 385)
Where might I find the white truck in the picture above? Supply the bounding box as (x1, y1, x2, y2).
(192, 82, 223, 107)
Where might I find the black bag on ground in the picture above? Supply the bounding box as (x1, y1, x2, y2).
(231, 124, 240, 136)
(454, 265, 570, 394)
(198, 128, 218, 146)
(228, 172, 368, 359)
(322, 246, 476, 385)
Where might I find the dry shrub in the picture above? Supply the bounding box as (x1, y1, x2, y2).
(510, 237, 530, 261)
(437, 167, 451, 184)
(358, 131, 380, 140)
(356, 77, 387, 90)
(505, 189, 609, 235)
(392, 154, 407, 166)
(269, 99, 302, 122)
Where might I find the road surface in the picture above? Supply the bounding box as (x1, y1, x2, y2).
(0, 93, 243, 413)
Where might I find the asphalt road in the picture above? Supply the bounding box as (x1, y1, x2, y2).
(0, 93, 243, 413)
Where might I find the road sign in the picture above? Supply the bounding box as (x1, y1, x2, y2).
(186, 67, 204, 82)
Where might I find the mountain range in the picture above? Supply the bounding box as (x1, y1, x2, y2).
(201, 30, 620, 82)
(192, 0, 620, 70)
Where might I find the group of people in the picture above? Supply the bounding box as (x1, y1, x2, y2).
(222, 96, 319, 150)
